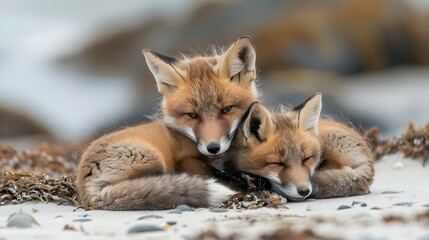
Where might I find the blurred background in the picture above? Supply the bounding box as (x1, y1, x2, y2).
(1, 0, 429, 150)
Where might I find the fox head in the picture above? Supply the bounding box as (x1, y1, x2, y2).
(143, 36, 258, 157)
(230, 93, 323, 201)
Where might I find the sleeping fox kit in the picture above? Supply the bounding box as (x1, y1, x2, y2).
(76, 36, 260, 210)
(224, 93, 375, 201)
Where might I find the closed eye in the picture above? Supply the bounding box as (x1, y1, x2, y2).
(302, 156, 312, 163)
(269, 162, 285, 166)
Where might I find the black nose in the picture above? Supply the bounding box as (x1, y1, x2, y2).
(297, 186, 310, 197)
(207, 143, 220, 154)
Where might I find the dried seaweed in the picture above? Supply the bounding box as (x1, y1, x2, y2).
(222, 191, 287, 210)
(0, 143, 80, 206)
(365, 122, 429, 166)
(0, 172, 78, 206)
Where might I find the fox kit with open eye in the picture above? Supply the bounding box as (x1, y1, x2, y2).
(224, 93, 374, 201)
(76, 36, 259, 210)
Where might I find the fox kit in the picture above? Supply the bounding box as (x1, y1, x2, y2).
(225, 93, 374, 201)
(76, 36, 259, 210)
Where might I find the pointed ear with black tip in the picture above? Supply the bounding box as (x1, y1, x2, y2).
(142, 49, 185, 95)
(219, 36, 256, 83)
(242, 103, 272, 143)
(293, 93, 322, 136)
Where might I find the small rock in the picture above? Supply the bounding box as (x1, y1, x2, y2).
(175, 204, 194, 212)
(381, 191, 403, 194)
(209, 208, 229, 213)
(422, 204, 429, 208)
(371, 207, 383, 210)
(352, 201, 367, 207)
(167, 210, 182, 214)
(166, 221, 177, 226)
(393, 161, 406, 170)
(54, 215, 63, 219)
(137, 215, 163, 220)
(72, 218, 92, 222)
(338, 205, 352, 210)
(392, 202, 413, 207)
(6, 212, 39, 228)
(127, 224, 164, 234)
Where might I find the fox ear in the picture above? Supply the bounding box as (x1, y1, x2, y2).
(143, 49, 184, 95)
(242, 103, 272, 142)
(293, 93, 322, 136)
(220, 36, 256, 81)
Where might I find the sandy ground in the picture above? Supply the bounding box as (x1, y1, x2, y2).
(0, 154, 429, 240)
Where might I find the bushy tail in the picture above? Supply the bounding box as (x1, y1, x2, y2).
(310, 163, 374, 199)
(83, 173, 235, 210)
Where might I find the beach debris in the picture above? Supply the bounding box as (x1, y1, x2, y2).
(352, 201, 367, 207)
(365, 122, 429, 165)
(63, 224, 77, 231)
(6, 212, 39, 228)
(337, 205, 352, 210)
(175, 204, 195, 212)
(0, 172, 78, 206)
(222, 191, 287, 209)
(127, 224, 164, 234)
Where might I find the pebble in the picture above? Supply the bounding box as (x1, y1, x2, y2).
(72, 218, 92, 222)
(371, 207, 383, 210)
(393, 161, 406, 170)
(6, 212, 39, 228)
(381, 191, 403, 194)
(352, 201, 367, 207)
(167, 210, 182, 214)
(422, 204, 429, 208)
(127, 224, 164, 234)
(137, 215, 164, 220)
(166, 221, 177, 226)
(337, 205, 352, 210)
(175, 204, 194, 212)
(392, 202, 413, 207)
(209, 208, 229, 213)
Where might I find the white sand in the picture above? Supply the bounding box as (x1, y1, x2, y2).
(1, 154, 429, 240)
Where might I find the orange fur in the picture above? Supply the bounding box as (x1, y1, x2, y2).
(226, 93, 374, 201)
(76, 37, 259, 210)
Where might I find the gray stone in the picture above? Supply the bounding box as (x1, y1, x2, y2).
(127, 224, 164, 234)
(209, 208, 229, 213)
(338, 205, 352, 210)
(175, 204, 194, 212)
(392, 202, 414, 207)
(6, 212, 39, 228)
(422, 204, 429, 208)
(72, 218, 92, 222)
(167, 210, 182, 214)
(371, 207, 383, 210)
(381, 191, 403, 194)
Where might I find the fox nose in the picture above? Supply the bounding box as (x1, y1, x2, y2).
(297, 186, 310, 197)
(207, 143, 220, 154)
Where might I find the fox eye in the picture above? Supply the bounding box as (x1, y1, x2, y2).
(221, 106, 233, 114)
(269, 162, 285, 166)
(186, 112, 198, 119)
(302, 156, 312, 163)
